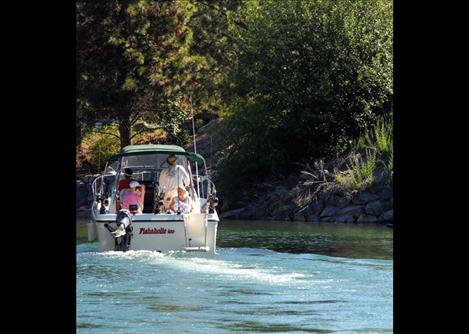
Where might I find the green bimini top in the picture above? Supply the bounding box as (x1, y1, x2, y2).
(109, 144, 205, 163)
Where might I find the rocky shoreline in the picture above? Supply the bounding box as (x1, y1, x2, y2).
(76, 118, 393, 226)
(219, 184, 393, 224)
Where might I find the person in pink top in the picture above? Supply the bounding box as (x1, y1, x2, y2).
(120, 181, 145, 213)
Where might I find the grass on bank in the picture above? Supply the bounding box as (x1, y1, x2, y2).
(336, 116, 393, 190)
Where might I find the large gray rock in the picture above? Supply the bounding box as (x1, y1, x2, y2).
(365, 200, 385, 216)
(337, 205, 363, 218)
(293, 213, 307, 221)
(357, 214, 380, 223)
(219, 208, 245, 219)
(336, 195, 352, 209)
(383, 209, 393, 221)
(373, 168, 391, 185)
(306, 214, 320, 222)
(250, 206, 269, 220)
(274, 185, 289, 197)
(272, 204, 295, 220)
(320, 206, 338, 218)
(320, 216, 336, 222)
(325, 195, 339, 207)
(263, 191, 279, 203)
(383, 198, 393, 211)
(379, 187, 393, 200)
(220, 201, 230, 212)
(273, 204, 294, 214)
(308, 198, 325, 215)
(367, 185, 382, 194)
(352, 192, 380, 205)
(336, 214, 356, 223)
(238, 210, 258, 220)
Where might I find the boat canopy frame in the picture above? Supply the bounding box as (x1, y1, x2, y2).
(108, 144, 205, 163)
(93, 144, 217, 215)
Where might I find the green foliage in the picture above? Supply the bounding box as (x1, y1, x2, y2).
(186, 0, 243, 115)
(348, 149, 377, 191)
(77, 0, 209, 148)
(388, 144, 393, 172)
(334, 173, 347, 185)
(220, 0, 393, 197)
(335, 115, 393, 191)
(83, 125, 121, 168)
(354, 115, 393, 171)
(219, 101, 287, 197)
(159, 96, 192, 145)
(374, 117, 393, 171)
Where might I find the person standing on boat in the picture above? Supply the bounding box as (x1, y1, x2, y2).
(169, 186, 193, 214)
(159, 154, 190, 210)
(115, 168, 135, 211)
(120, 181, 145, 214)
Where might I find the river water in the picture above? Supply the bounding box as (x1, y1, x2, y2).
(77, 220, 393, 333)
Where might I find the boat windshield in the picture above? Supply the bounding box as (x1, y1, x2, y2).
(118, 153, 189, 183)
(104, 160, 119, 175)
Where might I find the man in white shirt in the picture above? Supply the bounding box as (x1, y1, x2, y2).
(159, 154, 190, 210)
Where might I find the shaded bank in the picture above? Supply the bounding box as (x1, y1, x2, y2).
(192, 119, 393, 225)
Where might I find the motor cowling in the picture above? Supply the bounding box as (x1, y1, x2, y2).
(104, 209, 133, 252)
(116, 209, 132, 230)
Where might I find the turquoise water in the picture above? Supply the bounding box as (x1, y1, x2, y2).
(77, 220, 393, 333)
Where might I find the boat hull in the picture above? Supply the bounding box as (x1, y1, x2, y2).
(92, 212, 219, 254)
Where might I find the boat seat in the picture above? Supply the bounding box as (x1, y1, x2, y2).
(137, 181, 154, 213)
(143, 186, 154, 213)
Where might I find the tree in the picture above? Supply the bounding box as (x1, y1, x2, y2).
(186, 0, 244, 114)
(220, 0, 393, 194)
(77, 0, 207, 148)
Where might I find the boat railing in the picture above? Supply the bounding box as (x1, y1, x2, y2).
(198, 176, 218, 213)
(91, 173, 117, 201)
(91, 175, 101, 200)
(91, 166, 217, 215)
(194, 175, 217, 198)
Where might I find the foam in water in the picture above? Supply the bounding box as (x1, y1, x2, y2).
(91, 249, 306, 284)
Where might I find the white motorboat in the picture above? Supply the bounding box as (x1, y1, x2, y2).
(89, 144, 219, 253)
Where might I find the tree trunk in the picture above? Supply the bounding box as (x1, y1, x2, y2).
(76, 123, 84, 168)
(119, 116, 131, 148)
(76, 123, 83, 150)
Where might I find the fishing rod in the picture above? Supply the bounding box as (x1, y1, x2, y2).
(190, 96, 201, 198)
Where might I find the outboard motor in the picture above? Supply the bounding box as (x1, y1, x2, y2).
(104, 209, 133, 252)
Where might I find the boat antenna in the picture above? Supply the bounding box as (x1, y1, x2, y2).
(190, 96, 201, 198)
(177, 161, 180, 214)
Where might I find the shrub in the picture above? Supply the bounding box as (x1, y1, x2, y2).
(220, 0, 393, 198)
(82, 124, 121, 170)
(349, 149, 377, 190)
(354, 115, 393, 172)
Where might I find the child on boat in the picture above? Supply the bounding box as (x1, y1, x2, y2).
(120, 181, 145, 214)
(169, 186, 193, 214)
